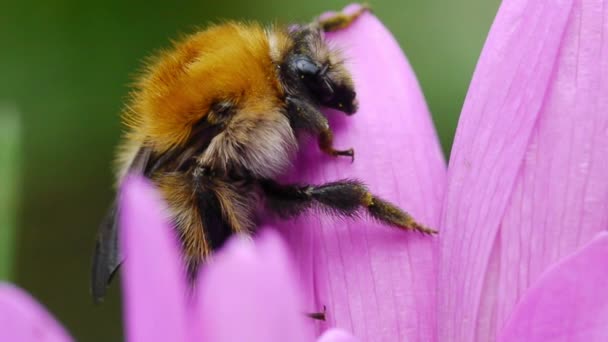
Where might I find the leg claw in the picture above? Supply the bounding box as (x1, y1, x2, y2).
(334, 148, 355, 163)
(411, 222, 438, 235)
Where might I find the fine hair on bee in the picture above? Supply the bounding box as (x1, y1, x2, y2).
(91, 6, 436, 302)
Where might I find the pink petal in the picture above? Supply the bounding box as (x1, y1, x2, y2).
(119, 176, 189, 342)
(439, 0, 608, 340)
(498, 232, 608, 341)
(267, 4, 446, 341)
(0, 283, 72, 342)
(194, 230, 314, 342)
(317, 328, 359, 342)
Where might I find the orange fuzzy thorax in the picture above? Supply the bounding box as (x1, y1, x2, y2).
(124, 22, 291, 153)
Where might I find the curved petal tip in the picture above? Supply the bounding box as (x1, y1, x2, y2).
(195, 229, 314, 342)
(0, 283, 72, 342)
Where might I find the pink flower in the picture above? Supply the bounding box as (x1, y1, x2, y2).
(268, 4, 445, 341)
(273, 2, 608, 341)
(437, 0, 608, 340)
(2, 1, 608, 341)
(119, 177, 326, 342)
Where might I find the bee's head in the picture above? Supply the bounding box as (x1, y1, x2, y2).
(280, 25, 358, 115)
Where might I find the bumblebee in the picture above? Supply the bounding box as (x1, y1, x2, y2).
(91, 7, 435, 301)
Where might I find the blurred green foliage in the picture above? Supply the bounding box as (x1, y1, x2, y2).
(0, 0, 499, 340)
(0, 108, 21, 280)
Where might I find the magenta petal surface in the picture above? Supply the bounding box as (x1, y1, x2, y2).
(499, 232, 608, 341)
(267, 4, 446, 341)
(119, 176, 188, 342)
(0, 284, 72, 342)
(439, 0, 608, 340)
(194, 230, 314, 342)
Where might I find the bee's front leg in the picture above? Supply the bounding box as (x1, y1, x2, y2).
(318, 127, 354, 161)
(285, 96, 354, 161)
(316, 4, 370, 32)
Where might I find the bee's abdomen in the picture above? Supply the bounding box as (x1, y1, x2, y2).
(155, 171, 256, 279)
(196, 188, 232, 252)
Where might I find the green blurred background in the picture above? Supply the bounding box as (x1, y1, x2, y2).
(0, 0, 499, 340)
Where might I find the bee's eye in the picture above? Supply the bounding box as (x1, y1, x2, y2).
(291, 55, 335, 102)
(293, 56, 320, 77)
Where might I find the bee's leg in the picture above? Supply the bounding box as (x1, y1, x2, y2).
(261, 179, 436, 234)
(317, 4, 370, 32)
(286, 96, 354, 161)
(305, 305, 327, 321)
(319, 128, 354, 161)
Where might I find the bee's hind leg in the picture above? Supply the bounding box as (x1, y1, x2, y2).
(285, 96, 354, 161)
(260, 179, 436, 234)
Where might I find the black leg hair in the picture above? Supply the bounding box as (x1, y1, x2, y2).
(261, 179, 436, 234)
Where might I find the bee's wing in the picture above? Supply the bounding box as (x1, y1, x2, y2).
(91, 146, 152, 302)
(91, 121, 218, 301)
(91, 201, 121, 302)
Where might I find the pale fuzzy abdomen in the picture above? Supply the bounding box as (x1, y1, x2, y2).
(199, 109, 297, 179)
